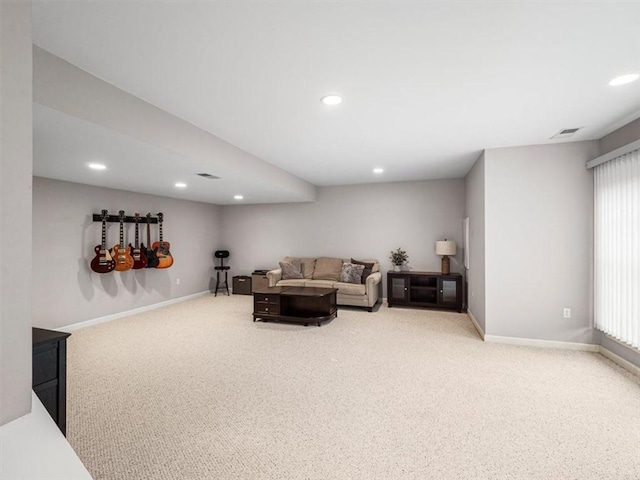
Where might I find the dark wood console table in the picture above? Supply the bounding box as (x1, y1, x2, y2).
(387, 271, 462, 312)
(32, 327, 71, 435)
(253, 286, 338, 326)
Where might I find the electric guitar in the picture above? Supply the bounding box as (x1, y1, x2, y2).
(111, 210, 134, 272)
(142, 213, 159, 268)
(90, 210, 116, 274)
(152, 212, 174, 269)
(128, 213, 148, 269)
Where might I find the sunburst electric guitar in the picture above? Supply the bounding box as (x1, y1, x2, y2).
(152, 212, 174, 269)
(111, 210, 134, 272)
(142, 212, 159, 268)
(128, 213, 148, 269)
(90, 210, 116, 274)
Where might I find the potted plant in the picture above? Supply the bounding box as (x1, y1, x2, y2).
(389, 247, 408, 271)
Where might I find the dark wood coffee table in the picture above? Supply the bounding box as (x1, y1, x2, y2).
(253, 286, 338, 327)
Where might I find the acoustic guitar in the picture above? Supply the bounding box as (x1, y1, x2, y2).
(90, 210, 116, 274)
(142, 212, 159, 268)
(128, 213, 148, 269)
(152, 212, 174, 269)
(111, 210, 134, 272)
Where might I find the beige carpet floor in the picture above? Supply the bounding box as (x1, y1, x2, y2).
(67, 295, 640, 480)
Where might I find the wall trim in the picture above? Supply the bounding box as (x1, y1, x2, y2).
(598, 346, 640, 378)
(484, 334, 599, 352)
(467, 309, 485, 340)
(58, 290, 211, 332)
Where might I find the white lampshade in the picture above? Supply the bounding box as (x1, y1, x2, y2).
(435, 240, 456, 256)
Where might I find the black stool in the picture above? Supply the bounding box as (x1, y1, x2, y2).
(214, 250, 230, 296)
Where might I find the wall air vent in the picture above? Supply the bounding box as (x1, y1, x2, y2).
(196, 173, 221, 179)
(551, 127, 582, 139)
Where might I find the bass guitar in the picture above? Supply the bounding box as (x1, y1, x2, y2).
(128, 213, 148, 269)
(142, 212, 159, 268)
(152, 212, 174, 269)
(111, 210, 134, 272)
(90, 210, 116, 274)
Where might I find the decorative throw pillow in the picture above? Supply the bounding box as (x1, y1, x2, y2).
(340, 263, 365, 284)
(279, 259, 303, 280)
(283, 257, 316, 279)
(351, 258, 375, 284)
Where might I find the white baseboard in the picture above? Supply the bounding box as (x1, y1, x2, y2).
(60, 290, 211, 331)
(484, 334, 599, 352)
(598, 346, 640, 377)
(466, 309, 485, 339)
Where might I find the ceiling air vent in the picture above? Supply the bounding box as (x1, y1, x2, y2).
(196, 173, 221, 179)
(551, 127, 582, 140)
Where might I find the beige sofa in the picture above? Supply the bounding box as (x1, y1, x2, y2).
(267, 257, 382, 312)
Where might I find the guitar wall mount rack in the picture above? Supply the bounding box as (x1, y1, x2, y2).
(92, 213, 159, 224)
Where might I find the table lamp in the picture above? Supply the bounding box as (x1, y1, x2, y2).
(435, 239, 456, 275)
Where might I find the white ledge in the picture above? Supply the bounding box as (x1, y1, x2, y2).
(0, 393, 93, 480)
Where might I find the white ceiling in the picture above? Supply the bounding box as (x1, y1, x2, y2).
(32, 1, 640, 201)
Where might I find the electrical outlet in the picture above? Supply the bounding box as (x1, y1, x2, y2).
(176, 278, 181, 285)
(563, 308, 571, 318)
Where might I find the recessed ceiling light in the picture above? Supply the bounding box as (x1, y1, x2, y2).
(321, 94, 342, 106)
(234, 195, 244, 200)
(174, 182, 187, 188)
(609, 74, 639, 86)
(87, 163, 106, 170)
(373, 168, 384, 174)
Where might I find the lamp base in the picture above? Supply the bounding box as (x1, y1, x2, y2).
(441, 256, 450, 275)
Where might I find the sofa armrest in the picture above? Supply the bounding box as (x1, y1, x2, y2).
(365, 271, 382, 291)
(267, 268, 282, 287)
(364, 271, 382, 307)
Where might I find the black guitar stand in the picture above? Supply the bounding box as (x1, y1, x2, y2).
(214, 250, 230, 296)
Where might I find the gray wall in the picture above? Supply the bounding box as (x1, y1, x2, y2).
(1, 0, 33, 426)
(484, 141, 598, 343)
(464, 152, 485, 333)
(598, 118, 640, 156)
(220, 180, 465, 296)
(32, 177, 222, 329)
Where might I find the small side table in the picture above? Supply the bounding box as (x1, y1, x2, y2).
(214, 266, 230, 296)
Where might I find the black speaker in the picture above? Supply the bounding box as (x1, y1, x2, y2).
(215, 250, 229, 259)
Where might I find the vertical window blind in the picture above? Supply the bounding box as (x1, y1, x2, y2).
(594, 148, 639, 350)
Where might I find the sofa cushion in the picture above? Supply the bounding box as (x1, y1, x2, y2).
(300, 258, 317, 279)
(277, 279, 306, 287)
(283, 257, 316, 279)
(341, 262, 365, 284)
(279, 260, 303, 279)
(334, 282, 366, 296)
(312, 257, 343, 281)
(305, 279, 336, 288)
(351, 258, 375, 284)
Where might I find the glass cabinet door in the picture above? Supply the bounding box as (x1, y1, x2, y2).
(390, 276, 409, 303)
(440, 278, 458, 305)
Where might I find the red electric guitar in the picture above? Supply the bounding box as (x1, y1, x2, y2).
(128, 213, 148, 269)
(152, 212, 173, 269)
(90, 210, 116, 274)
(111, 210, 134, 272)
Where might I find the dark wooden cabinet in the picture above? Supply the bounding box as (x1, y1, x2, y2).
(32, 328, 71, 436)
(387, 271, 462, 312)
